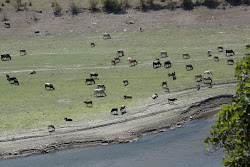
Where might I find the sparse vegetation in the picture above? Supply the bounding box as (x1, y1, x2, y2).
(14, 0, 28, 11)
(70, 2, 80, 15)
(204, 0, 219, 8)
(101, 0, 126, 12)
(88, 0, 99, 10)
(52, 1, 62, 16)
(168, 0, 177, 10)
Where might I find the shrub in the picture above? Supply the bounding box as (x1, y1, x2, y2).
(147, 0, 154, 7)
(182, 0, 193, 9)
(5, 0, 10, 3)
(2, 3, 4, 6)
(226, 0, 242, 5)
(70, 2, 80, 15)
(29, 1, 32, 6)
(101, 0, 125, 12)
(204, 0, 219, 8)
(140, 0, 146, 9)
(168, 0, 177, 10)
(52, 1, 62, 16)
(88, 0, 99, 10)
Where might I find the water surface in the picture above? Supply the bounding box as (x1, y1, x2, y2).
(0, 113, 224, 167)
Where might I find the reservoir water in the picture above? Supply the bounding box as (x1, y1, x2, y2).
(0, 113, 224, 167)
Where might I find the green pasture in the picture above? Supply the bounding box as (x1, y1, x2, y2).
(0, 28, 248, 132)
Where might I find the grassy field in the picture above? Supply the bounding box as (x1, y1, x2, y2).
(0, 28, 248, 132)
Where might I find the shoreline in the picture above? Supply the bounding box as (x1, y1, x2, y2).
(0, 83, 235, 160)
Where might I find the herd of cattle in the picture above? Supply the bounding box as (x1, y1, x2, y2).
(1, 32, 236, 132)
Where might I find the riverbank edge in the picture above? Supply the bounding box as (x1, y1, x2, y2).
(0, 94, 234, 160)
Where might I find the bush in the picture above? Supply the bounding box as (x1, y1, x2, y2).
(70, 2, 80, 15)
(101, 0, 126, 12)
(5, 0, 10, 3)
(182, 0, 193, 9)
(52, 1, 62, 16)
(140, 0, 146, 9)
(226, 0, 242, 5)
(147, 0, 154, 7)
(88, 0, 99, 10)
(168, 0, 177, 10)
(204, 0, 219, 8)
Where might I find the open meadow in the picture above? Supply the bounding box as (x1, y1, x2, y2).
(0, 27, 248, 132)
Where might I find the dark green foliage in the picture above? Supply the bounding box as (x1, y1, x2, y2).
(226, 0, 243, 5)
(101, 0, 126, 12)
(5, 0, 10, 3)
(205, 45, 250, 167)
(182, 0, 193, 10)
(204, 0, 219, 8)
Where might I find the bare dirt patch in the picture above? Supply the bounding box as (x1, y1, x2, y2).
(56, 99, 73, 104)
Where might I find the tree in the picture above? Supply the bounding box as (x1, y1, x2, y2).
(204, 45, 250, 167)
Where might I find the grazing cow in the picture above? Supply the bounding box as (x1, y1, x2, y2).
(4, 22, 10, 28)
(217, 46, 223, 52)
(195, 74, 203, 81)
(186, 64, 193, 70)
(110, 108, 118, 115)
(168, 71, 175, 77)
(164, 61, 171, 68)
(226, 50, 235, 56)
(13, 79, 19, 85)
(123, 79, 129, 86)
(85, 78, 95, 84)
(114, 57, 120, 62)
(1, 54, 11, 60)
(182, 53, 190, 59)
(64, 118, 73, 121)
(45, 83, 55, 90)
(30, 71, 36, 74)
(168, 98, 177, 104)
(20, 49, 27, 55)
(163, 86, 169, 92)
(124, 95, 132, 99)
(103, 33, 111, 39)
(111, 60, 116, 65)
(207, 50, 212, 57)
(91, 43, 95, 47)
(90, 72, 98, 78)
(162, 81, 167, 87)
(227, 59, 234, 65)
(214, 56, 219, 61)
(48, 125, 55, 132)
(139, 27, 143, 32)
(97, 84, 106, 90)
(83, 100, 93, 107)
(94, 89, 106, 96)
(117, 49, 124, 57)
(153, 60, 162, 68)
(6, 74, 16, 83)
(120, 105, 126, 114)
(204, 70, 213, 75)
(152, 93, 158, 99)
(203, 77, 212, 84)
(129, 59, 138, 66)
(160, 51, 167, 57)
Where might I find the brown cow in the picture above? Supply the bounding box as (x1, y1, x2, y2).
(168, 71, 175, 77)
(217, 46, 223, 52)
(114, 57, 120, 62)
(129, 59, 138, 66)
(103, 33, 111, 39)
(227, 59, 234, 65)
(97, 84, 106, 90)
(195, 74, 203, 81)
(203, 77, 212, 84)
(124, 95, 132, 99)
(182, 53, 190, 59)
(30, 71, 36, 74)
(4, 22, 10, 28)
(111, 60, 116, 65)
(168, 98, 177, 104)
(83, 100, 93, 107)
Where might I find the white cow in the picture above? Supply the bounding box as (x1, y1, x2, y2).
(94, 89, 106, 96)
(204, 70, 213, 75)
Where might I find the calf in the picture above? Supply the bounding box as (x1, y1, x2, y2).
(152, 93, 158, 99)
(110, 108, 118, 115)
